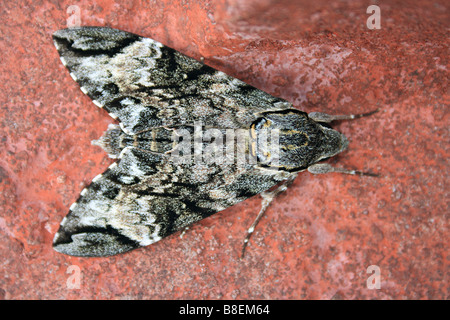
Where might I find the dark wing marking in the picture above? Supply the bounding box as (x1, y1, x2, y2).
(53, 147, 290, 257)
(53, 27, 292, 134)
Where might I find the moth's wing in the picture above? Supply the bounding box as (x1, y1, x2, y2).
(53, 27, 292, 134)
(53, 148, 289, 257)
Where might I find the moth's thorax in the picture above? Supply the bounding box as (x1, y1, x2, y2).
(252, 110, 349, 172)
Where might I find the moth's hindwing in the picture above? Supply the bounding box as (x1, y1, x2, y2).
(53, 27, 294, 257)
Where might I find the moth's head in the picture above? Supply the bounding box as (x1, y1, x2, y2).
(252, 110, 349, 172)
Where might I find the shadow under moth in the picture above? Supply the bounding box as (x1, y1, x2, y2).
(52, 27, 378, 257)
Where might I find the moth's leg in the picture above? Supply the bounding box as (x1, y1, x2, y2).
(179, 226, 190, 239)
(308, 163, 379, 177)
(241, 174, 297, 258)
(308, 108, 379, 123)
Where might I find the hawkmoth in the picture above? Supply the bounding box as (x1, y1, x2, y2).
(52, 27, 377, 257)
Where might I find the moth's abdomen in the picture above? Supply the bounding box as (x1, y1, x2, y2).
(134, 127, 174, 153)
(93, 124, 175, 158)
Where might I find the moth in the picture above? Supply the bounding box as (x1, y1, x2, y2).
(52, 27, 377, 257)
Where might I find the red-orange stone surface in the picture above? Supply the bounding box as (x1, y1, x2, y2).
(0, 0, 448, 299)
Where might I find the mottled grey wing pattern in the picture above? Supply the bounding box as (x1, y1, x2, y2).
(52, 27, 292, 134)
(52, 27, 293, 257)
(54, 147, 290, 256)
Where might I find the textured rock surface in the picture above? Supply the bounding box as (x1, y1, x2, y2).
(0, 0, 447, 299)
